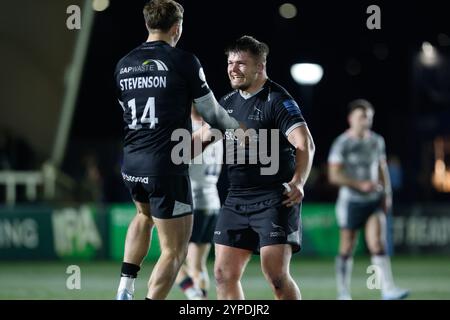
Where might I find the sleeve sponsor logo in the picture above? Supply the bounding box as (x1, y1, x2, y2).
(282, 99, 302, 116)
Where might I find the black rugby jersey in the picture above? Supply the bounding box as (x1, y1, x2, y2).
(115, 41, 211, 176)
(219, 79, 306, 195)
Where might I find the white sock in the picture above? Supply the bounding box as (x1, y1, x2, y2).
(371, 255, 395, 292)
(336, 256, 353, 297)
(118, 277, 135, 294)
(184, 286, 203, 300)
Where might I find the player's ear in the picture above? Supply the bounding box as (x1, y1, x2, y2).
(256, 62, 264, 73)
(173, 22, 182, 37)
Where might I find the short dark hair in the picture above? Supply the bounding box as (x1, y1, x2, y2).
(225, 35, 269, 63)
(143, 0, 184, 33)
(348, 99, 374, 114)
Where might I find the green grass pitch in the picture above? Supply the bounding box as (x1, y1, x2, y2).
(0, 256, 449, 300)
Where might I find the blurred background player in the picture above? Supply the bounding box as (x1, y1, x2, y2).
(175, 107, 223, 300)
(115, 0, 240, 300)
(328, 99, 409, 300)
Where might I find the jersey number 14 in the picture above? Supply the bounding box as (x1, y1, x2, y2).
(127, 97, 159, 130)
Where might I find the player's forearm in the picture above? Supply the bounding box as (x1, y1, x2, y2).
(328, 168, 361, 189)
(290, 134, 315, 187)
(194, 92, 240, 131)
(379, 161, 392, 196)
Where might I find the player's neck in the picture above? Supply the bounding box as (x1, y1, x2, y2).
(240, 76, 268, 95)
(348, 128, 369, 139)
(146, 33, 175, 47)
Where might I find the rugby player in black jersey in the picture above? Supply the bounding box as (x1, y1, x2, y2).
(114, 0, 241, 300)
(212, 36, 315, 300)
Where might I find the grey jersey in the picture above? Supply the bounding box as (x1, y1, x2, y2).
(189, 121, 223, 212)
(328, 131, 386, 202)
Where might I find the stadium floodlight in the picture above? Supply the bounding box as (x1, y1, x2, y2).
(92, 0, 110, 12)
(279, 3, 297, 19)
(290, 63, 323, 85)
(419, 42, 439, 67)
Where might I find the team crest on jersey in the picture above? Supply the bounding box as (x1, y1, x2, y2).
(248, 105, 263, 121)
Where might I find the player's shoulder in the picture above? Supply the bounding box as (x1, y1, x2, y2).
(167, 46, 200, 64)
(262, 79, 301, 113)
(265, 79, 293, 102)
(370, 130, 383, 139)
(116, 42, 198, 69)
(369, 131, 385, 143)
(115, 44, 143, 70)
(333, 132, 351, 146)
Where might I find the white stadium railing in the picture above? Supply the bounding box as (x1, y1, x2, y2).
(0, 162, 75, 206)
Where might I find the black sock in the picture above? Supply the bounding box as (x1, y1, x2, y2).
(145, 297, 152, 300)
(201, 289, 207, 298)
(179, 277, 194, 291)
(121, 262, 140, 278)
(340, 254, 350, 261)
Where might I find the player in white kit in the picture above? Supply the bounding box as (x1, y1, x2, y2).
(176, 107, 223, 299)
(328, 99, 409, 300)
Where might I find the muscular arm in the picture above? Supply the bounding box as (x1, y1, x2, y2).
(191, 99, 247, 159)
(282, 125, 315, 206)
(193, 92, 240, 131)
(288, 125, 315, 187)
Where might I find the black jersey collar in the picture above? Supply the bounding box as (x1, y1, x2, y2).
(238, 79, 272, 100)
(142, 40, 169, 47)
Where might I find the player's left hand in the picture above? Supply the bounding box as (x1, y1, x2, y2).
(282, 182, 304, 207)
